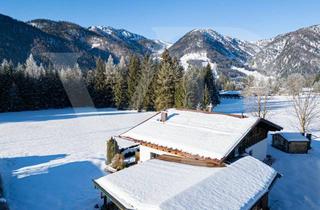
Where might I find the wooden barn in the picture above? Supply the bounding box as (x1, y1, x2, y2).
(272, 132, 311, 153)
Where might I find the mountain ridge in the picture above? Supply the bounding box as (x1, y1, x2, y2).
(1, 13, 319, 77)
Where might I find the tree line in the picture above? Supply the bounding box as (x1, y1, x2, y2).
(0, 49, 220, 113)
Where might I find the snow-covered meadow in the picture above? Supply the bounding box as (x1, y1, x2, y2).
(215, 96, 320, 210)
(0, 108, 153, 210)
(0, 96, 319, 210)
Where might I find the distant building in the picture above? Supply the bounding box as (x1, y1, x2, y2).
(219, 90, 242, 99)
(272, 132, 311, 153)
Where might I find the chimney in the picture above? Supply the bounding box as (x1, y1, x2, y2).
(207, 103, 213, 112)
(160, 111, 168, 122)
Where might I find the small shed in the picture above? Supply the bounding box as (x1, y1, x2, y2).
(272, 132, 311, 153)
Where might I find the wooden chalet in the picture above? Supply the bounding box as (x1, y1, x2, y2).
(94, 156, 280, 210)
(119, 109, 282, 163)
(94, 109, 283, 210)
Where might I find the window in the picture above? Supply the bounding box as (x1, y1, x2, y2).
(150, 152, 159, 159)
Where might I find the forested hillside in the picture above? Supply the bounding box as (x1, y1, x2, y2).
(0, 50, 219, 112)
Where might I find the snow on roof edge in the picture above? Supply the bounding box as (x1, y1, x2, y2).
(94, 156, 279, 210)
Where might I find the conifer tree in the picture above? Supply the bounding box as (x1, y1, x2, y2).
(114, 56, 129, 109)
(172, 57, 185, 108)
(174, 75, 188, 108)
(184, 67, 204, 109)
(143, 62, 159, 111)
(202, 84, 210, 109)
(127, 55, 141, 107)
(131, 55, 156, 111)
(93, 58, 109, 107)
(0, 60, 13, 112)
(104, 55, 116, 107)
(203, 64, 220, 106)
(155, 50, 176, 110)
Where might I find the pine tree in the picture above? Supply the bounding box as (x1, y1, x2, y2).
(184, 67, 204, 109)
(172, 57, 185, 108)
(202, 84, 210, 109)
(127, 55, 141, 107)
(174, 75, 187, 108)
(93, 58, 108, 107)
(105, 55, 116, 107)
(143, 62, 159, 111)
(8, 82, 23, 111)
(130, 55, 156, 111)
(203, 64, 220, 107)
(0, 60, 13, 112)
(114, 56, 129, 109)
(25, 54, 43, 79)
(155, 50, 176, 110)
(60, 65, 89, 107)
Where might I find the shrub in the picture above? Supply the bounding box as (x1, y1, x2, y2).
(106, 137, 119, 164)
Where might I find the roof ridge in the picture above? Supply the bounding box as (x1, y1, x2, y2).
(119, 111, 160, 136)
(175, 108, 247, 119)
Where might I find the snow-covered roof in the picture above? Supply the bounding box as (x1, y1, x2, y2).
(94, 156, 278, 210)
(113, 136, 139, 150)
(121, 109, 261, 160)
(278, 132, 310, 142)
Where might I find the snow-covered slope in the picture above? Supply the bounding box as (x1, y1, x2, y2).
(89, 26, 170, 56)
(231, 66, 270, 80)
(168, 28, 260, 76)
(250, 25, 320, 77)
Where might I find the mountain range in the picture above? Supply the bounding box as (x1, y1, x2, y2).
(1, 13, 320, 78)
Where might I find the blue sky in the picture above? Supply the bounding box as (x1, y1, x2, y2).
(1, 0, 320, 42)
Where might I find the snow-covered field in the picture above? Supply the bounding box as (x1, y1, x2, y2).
(215, 96, 320, 210)
(0, 108, 153, 210)
(0, 96, 320, 210)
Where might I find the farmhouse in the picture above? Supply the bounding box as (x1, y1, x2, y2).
(272, 132, 311, 153)
(94, 156, 280, 210)
(119, 109, 282, 163)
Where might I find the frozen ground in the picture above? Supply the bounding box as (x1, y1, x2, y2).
(0, 96, 319, 210)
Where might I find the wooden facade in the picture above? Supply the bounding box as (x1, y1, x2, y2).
(226, 120, 281, 162)
(251, 193, 269, 210)
(272, 134, 309, 153)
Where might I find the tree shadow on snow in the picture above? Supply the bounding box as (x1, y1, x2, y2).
(0, 107, 138, 123)
(0, 155, 105, 210)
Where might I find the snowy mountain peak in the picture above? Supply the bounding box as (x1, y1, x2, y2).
(89, 25, 145, 41)
(249, 24, 320, 77)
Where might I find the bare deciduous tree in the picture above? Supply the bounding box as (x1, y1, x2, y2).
(287, 74, 320, 133)
(243, 77, 272, 119)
